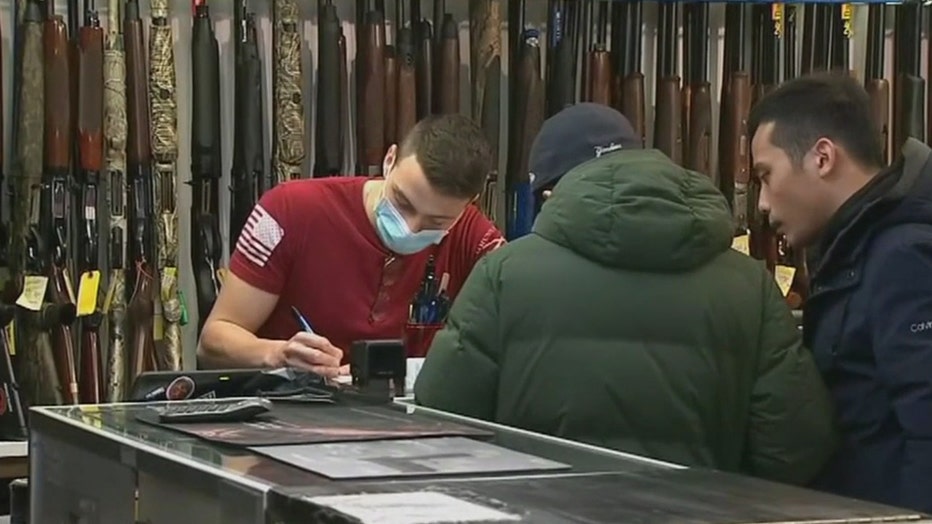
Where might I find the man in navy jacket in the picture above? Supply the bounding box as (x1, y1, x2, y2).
(749, 73, 932, 512)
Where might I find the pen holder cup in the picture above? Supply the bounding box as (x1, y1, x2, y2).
(403, 322, 445, 358)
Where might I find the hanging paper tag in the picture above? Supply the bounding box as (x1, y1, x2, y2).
(62, 268, 76, 304)
(771, 4, 784, 37)
(5, 324, 15, 356)
(731, 235, 750, 256)
(774, 265, 797, 297)
(76, 271, 101, 317)
(841, 4, 854, 37)
(15, 276, 48, 311)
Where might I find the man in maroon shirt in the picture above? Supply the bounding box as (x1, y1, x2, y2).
(197, 114, 505, 377)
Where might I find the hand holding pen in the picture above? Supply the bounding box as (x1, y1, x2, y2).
(267, 306, 344, 378)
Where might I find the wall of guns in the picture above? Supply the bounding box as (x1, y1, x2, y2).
(0, 0, 927, 425)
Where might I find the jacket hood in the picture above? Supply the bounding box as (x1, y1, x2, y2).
(532, 149, 735, 272)
(882, 138, 932, 225)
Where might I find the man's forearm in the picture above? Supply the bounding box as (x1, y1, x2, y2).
(197, 320, 284, 369)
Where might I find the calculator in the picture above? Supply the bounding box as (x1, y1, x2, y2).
(154, 398, 273, 424)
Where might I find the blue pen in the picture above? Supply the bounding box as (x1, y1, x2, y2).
(291, 306, 316, 335)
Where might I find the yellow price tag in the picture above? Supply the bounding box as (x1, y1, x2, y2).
(771, 4, 784, 37)
(842, 4, 854, 37)
(731, 234, 750, 256)
(5, 324, 15, 356)
(15, 275, 49, 311)
(76, 270, 101, 317)
(161, 267, 178, 302)
(774, 265, 797, 297)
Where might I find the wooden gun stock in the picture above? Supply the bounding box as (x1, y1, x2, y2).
(653, 76, 682, 164)
(396, 30, 418, 141)
(866, 79, 890, 164)
(619, 73, 645, 147)
(359, 9, 386, 173)
(588, 48, 612, 106)
(436, 14, 459, 114)
(683, 82, 712, 176)
(384, 46, 398, 146)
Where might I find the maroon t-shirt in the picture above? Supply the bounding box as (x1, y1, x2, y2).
(229, 177, 505, 361)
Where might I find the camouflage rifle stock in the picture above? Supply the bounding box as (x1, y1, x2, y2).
(149, 0, 182, 371)
(315, 0, 344, 178)
(469, 0, 501, 227)
(124, 0, 157, 382)
(190, 0, 222, 336)
(103, 0, 128, 401)
(76, 0, 105, 402)
(272, 0, 305, 184)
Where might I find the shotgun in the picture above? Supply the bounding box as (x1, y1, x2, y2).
(682, 1, 711, 176)
(614, 0, 644, 146)
(315, 0, 344, 177)
(124, 0, 157, 383)
(395, 1, 418, 141)
(893, 2, 925, 149)
(718, 4, 752, 234)
(149, 0, 182, 371)
(190, 0, 222, 336)
(232, 0, 266, 231)
(865, 4, 889, 164)
(272, 0, 305, 183)
(356, 0, 386, 174)
(470, 0, 502, 227)
(76, 0, 105, 402)
(546, 0, 578, 117)
(653, 2, 681, 164)
(103, 0, 128, 401)
(435, 3, 459, 114)
(411, 0, 432, 120)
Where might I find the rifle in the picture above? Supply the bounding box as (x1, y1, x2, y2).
(469, 0, 502, 227)
(103, 0, 127, 401)
(505, 1, 543, 240)
(585, 1, 611, 106)
(718, 4, 752, 235)
(893, 3, 925, 149)
(149, 0, 182, 371)
(395, 1, 417, 141)
(613, 0, 644, 146)
(0, 306, 26, 439)
(411, 0, 432, 120)
(652, 2, 681, 164)
(272, 0, 305, 184)
(76, 0, 105, 403)
(434, 2, 459, 115)
(232, 0, 266, 230)
(546, 0, 578, 117)
(865, 4, 889, 164)
(124, 0, 157, 383)
(682, 1, 711, 176)
(43, 9, 80, 405)
(9, 0, 62, 407)
(356, 1, 385, 175)
(190, 0, 222, 337)
(748, 3, 780, 272)
(315, 0, 344, 178)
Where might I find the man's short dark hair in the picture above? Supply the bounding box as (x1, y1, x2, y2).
(747, 73, 884, 169)
(398, 114, 493, 199)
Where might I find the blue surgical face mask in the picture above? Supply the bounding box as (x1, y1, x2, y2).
(375, 197, 447, 255)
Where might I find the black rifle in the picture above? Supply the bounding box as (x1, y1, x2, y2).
(190, 0, 222, 334)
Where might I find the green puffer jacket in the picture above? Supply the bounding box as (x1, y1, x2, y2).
(415, 149, 838, 485)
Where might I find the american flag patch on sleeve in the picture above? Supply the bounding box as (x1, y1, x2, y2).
(235, 204, 285, 267)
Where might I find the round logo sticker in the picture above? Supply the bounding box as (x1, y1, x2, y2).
(165, 376, 195, 401)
